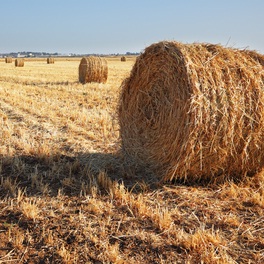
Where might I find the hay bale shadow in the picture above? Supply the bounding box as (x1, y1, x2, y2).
(0, 151, 160, 198)
(77, 151, 161, 189)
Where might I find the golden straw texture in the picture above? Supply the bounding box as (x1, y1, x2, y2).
(79, 56, 108, 84)
(47, 57, 55, 64)
(15, 58, 24, 67)
(121, 56, 126, 62)
(118, 41, 264, 183)
(5, 57, 12, 63)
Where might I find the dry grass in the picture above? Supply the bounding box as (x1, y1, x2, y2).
(119, 41, 264, 183)
(0, 56, 263, 263)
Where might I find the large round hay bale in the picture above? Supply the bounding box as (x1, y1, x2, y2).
(243, 50, 264, 66)
(5, 57, 12, 63)
(79, 56, 108, 84)
(121, 56, 126, 62)
(118, 41, 264, 183)
(15, 58, 24, 67)
(47, 57, 55, 64)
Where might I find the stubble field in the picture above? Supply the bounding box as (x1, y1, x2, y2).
(0, 57, 263, 263)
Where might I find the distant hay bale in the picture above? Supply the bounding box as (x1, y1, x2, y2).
(121, 56, 126, 62)
(15, 58, 24, 67)
(79, 56, 108, 84)
(5, 57, 12, 63)
(47, 57, 55, 64)
(118, 41, 264, 183)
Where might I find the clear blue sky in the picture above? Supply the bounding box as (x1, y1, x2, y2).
(1, 0, 264, 54)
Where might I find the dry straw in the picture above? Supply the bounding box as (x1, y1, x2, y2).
(79, 56, 108, 84)
(47, 57, 55, 64)
(121, 56, 126, 62)
(118, 41, 264, 183)
(15, 58, 24, 67)
(5, 57, 12, 63)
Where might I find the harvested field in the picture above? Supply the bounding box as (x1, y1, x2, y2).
(0, 56, 263, 263)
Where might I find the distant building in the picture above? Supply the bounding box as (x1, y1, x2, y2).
(17, 53, 26, 58)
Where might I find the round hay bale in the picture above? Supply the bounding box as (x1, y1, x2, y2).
(15, 58, 24, 67)
(5, 57, 12, 63)
(121, 56, 126, 62)
(47, 57, 55, 64)
(242, 50, 264, 66)
(118, 41, 264, 183)
(79, 56, 108, 84)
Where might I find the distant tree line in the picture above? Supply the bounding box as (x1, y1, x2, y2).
(1, 51, 139, 58)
